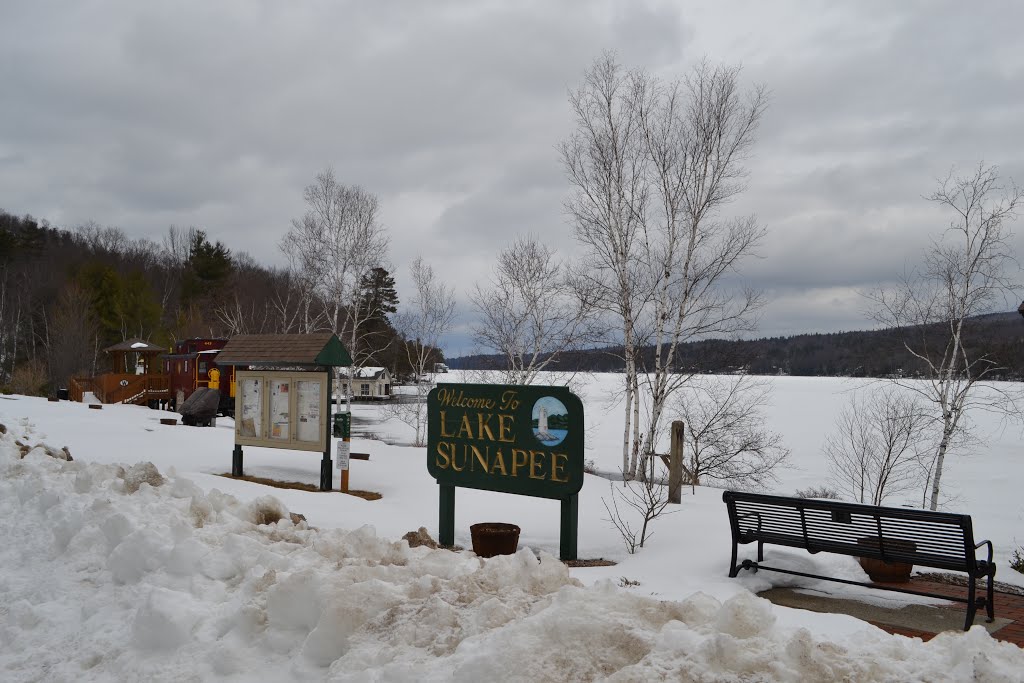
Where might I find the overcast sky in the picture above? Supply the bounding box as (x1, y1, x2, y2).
(3, 1, 1023, 355)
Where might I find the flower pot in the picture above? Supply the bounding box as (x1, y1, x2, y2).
(470, 522, 520, 558)
(857, 537, 915, 583)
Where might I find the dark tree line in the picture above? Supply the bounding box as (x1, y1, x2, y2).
(451, 312, 1024, 380)
(0, 209, 439, 395)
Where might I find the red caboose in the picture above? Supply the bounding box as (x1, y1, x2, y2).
(162, 338, 236, 415)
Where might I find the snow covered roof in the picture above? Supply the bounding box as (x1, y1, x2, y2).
(352, 366, 389, 380)
(103, 338, 165, 353)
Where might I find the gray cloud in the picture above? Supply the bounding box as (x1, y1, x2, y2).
(2, 0, 1023, 354)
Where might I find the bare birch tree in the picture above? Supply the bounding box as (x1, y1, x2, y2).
(634, 62, 767, 474)
(869, 163, 1023, 510)
(390, 257, 456, 445)
(825, 388, 933, 506)
(561, 53, 651, 476)
(562, 53, 768, 478)
(470, 235, 594, 386)
(281, 168, 390, 409)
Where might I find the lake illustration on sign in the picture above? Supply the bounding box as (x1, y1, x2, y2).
(532, 396, 569, 446)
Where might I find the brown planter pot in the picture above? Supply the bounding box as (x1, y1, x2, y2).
(470, 523, 520, 558)
(857, 537, 915, 583)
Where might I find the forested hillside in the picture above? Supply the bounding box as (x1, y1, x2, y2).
(0, 210, 436, 395)
(452, 312, 1024, 379)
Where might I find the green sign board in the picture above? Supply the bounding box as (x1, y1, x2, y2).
(333, 411, 350, 439)
(427, 383, 584, 559)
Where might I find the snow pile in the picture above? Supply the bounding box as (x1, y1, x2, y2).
(2, 428, 1024, 681)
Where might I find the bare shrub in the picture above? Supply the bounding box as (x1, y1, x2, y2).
(673, 375, 789, 491)
(9, 360, 47, 396)
(602, 458, 677, 554)
(1012, 548, 1024, 575)
(824, 388, 932, 506)
(794, 486, 840, 500)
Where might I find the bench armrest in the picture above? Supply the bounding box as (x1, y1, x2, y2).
(975, 539, 993, 564)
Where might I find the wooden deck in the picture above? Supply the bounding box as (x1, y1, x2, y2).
(70, 374, 170, 405)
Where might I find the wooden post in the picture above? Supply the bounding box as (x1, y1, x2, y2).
(668, 420, 684, 504)
(338, 404, 351, 493)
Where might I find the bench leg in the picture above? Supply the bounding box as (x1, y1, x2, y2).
(986, 570, 995, 623)
(757, 540, 764, 562)
(964, 576, 977, 631)
(729, 541, 739, 578)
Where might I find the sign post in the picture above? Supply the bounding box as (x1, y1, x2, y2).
(333, 412, 351, 492)
(427, 383, 584, 560)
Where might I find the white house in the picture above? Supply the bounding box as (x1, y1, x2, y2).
(339, 367, 392, 400)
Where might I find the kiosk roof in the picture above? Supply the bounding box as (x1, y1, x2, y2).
(215, 333, 352, 367)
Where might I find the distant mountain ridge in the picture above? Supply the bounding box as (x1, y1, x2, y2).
(450, 311, 1024, 379)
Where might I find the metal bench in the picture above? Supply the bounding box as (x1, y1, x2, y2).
(723, 490, 997, 630)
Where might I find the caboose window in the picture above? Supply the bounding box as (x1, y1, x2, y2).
(185, 360, 189, 372)
(199, 361, 207, 373)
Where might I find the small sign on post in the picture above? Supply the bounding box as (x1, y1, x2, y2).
(336, 439, 350, 470)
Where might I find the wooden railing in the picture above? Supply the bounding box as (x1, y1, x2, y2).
(92, 373, 170, 405)
(69, 377, 94, 403)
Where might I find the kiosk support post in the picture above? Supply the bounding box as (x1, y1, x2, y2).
(319, 371, 333, 491)
(232, 444, 244, 477)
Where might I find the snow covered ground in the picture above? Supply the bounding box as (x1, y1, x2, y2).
(1, 373, 1023, 681)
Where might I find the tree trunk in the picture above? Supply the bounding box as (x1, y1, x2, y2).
(629, 373, 642, 478)
(928, 429, 952, 511)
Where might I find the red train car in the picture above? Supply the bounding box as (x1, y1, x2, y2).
(162, 338, 236, 415)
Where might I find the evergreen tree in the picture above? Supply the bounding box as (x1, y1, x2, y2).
(358, 266, 398, 320)
(181, 230, 233, 307)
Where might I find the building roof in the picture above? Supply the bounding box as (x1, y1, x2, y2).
(214, 333, 352, 367)
(103, 338, 166, 354)
(351, 366, 389, 379)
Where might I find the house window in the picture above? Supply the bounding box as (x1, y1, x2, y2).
(360, 383, 370, 396)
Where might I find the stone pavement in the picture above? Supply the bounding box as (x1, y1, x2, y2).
(759, 576, 1024, 648)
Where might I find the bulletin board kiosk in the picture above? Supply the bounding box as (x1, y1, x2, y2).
(215, 333, 352, 491)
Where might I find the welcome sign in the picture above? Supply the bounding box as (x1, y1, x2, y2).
(427, 383, 585, 558)
(427, 384, 584, 498)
